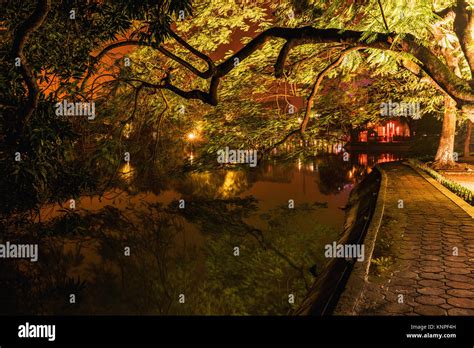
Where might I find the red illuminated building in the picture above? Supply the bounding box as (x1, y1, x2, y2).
(355, 119, 411, 143)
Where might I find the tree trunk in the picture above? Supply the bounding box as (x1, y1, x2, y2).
(463, 120, 472, 158)
(11, 0, 51, 127)
(433, 97, 457, 168)
(349, 125, 359, 143)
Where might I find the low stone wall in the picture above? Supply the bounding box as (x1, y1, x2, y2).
(334, 165, 387, 315)
(294, 167, 383, 315)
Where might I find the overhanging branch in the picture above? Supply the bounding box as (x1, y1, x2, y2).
(158, 27, 474, 105)
(300, 46, 366, 134)
(80, 36, 214, 92)
(82, 26, 474, 108)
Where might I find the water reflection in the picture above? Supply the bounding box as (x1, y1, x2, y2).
(0, 148, 402, 315)
(356, 152, 402, 167)
(119, 162, 133, 183)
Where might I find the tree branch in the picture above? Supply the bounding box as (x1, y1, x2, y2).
(156, 45, 212, 78)
(262, 128, 301, 155)
(435, 6, 455, 19)
(83, 26, 474, 108)
(401, 59, 448, 96)
(11, 0, 51, 125)
(121, 75, 217, 105)
(168, 30, 215, 75)
(301, 46, 366, 134)
(156, 27, 474, 106)
(80, 38, 213, 92)
(275, 39, 296, 78)
(377, 0, 390, 32)
(454, 0, 474, 74)
(80, 40, 140, 91)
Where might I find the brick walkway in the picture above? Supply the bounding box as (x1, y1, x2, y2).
(357, 162, 474, 315)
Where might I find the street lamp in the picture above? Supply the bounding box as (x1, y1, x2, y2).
(187, 132, 196, 141)
(187, 132, 197, 153)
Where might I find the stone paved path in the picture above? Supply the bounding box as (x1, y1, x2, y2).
(357, 162, 474, 315)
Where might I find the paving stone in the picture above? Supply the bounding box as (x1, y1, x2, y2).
(444, 261, 469, 268)
(445, 256, 470, 262)
(447, 308, 474, 315)
(419, 272, 445, 280)
(414, 296, 446, 306)
(447, 298, 474, 309)
(355, 163, 474, 317)
(445, 274, 473, 282)
(420, 261, 443, 267)
(446, 289, 474, 298)
(413, 305, 447, 316)
(444, 267, 471, 275)
(382, 302, 413, 314)
(416, 287, 445, 296)
(420, 266, 444, 273)
(420, 255, 441, 261)
(419, 279, 445, 288)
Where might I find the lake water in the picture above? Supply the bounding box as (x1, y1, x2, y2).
(0, 149, 402, 315)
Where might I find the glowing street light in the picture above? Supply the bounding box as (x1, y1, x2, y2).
(187, 132, 196, 141)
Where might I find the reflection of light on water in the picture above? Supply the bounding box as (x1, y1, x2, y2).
(218, 171, 244, 198)
(186, 171, 216, 197)
(220, 171, 237, 198)
(119, 162, 133, 183)
(377, 153, 401, 163)
(348, 167, 355, 179)
(309, 163, 314, 172)
(190, 171, 211, 184)
(358, 153, 368, 166)
(356, 153, 403, 167)
(123, 123, 132, 139)
(297, 159, 302, 171)
(188, 152, 194, 165)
